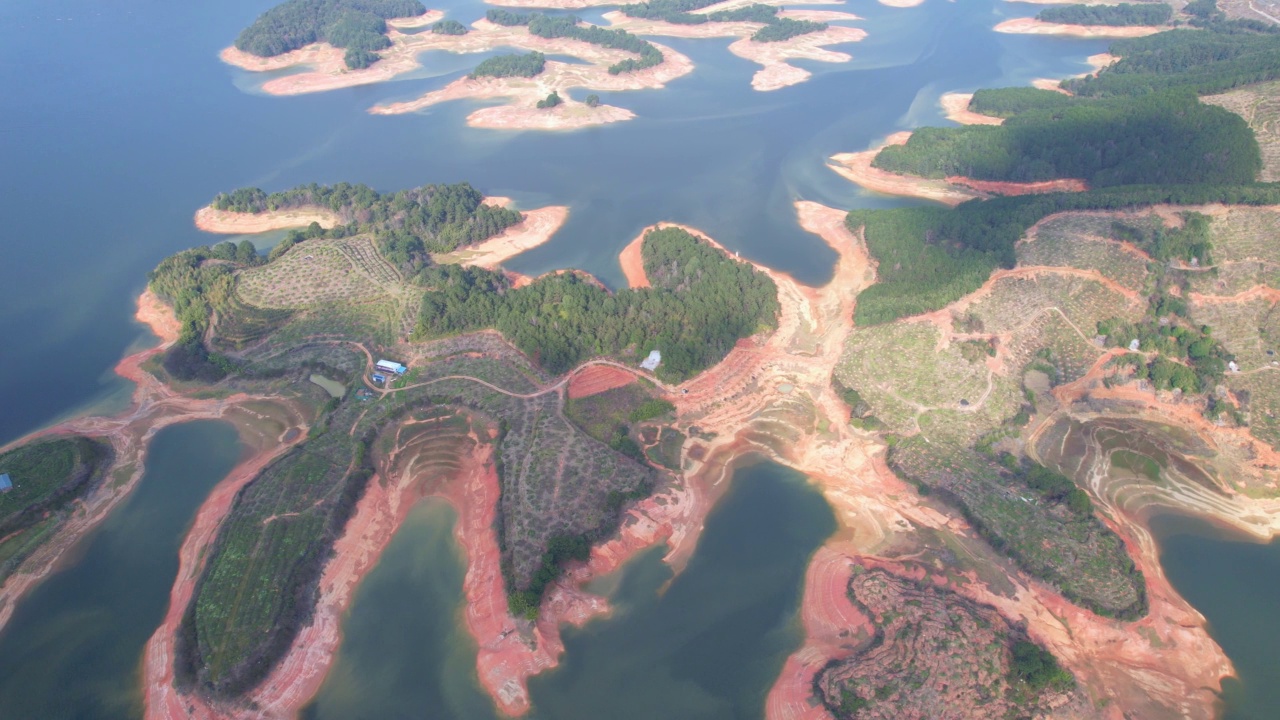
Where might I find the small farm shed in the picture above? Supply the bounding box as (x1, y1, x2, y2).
(0, 474, 11, 493)
(640, 350, 662, 371)
(376, 360, 407, 375)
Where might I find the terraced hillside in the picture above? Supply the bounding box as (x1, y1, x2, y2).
(176, 332, 659, 698)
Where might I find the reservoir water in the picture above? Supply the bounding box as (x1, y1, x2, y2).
(0, 421, 244, 719)
(305, 461, 835, 719)
(1, 0, 1273, 716)
(1150, 513, 1280, 720)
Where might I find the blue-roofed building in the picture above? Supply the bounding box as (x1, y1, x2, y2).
(0, 474, 11, 493)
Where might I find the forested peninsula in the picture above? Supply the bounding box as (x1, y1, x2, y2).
(1036, 3, 1173, 27)
(234, 0, 428, 69)
(852, 20, 1280, 325)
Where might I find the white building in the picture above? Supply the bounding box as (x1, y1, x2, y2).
(376, 360, 407, 375)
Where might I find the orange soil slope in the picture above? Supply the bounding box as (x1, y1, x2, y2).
(567, 365, 639, 399)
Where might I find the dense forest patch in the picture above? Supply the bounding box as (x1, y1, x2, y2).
(484, 11, 665, 75)
(234, 0, 427, 69)
(873, 92, 1260, 187)
(846, 184, 1280, 326)
(1036, 3, 1172, 27)
(415, 227, 779, 381)
(1063, 24, 1280, 97)
(470, 51, 546, 79)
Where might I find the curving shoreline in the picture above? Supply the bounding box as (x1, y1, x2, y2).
(940, 91, 1004, 126)
(828, 131, 1089, 204)
(994, 16, 1165, 38)
(194, 205, 342, 234)
(618, 229, 651, 289)
(436, 205, 570, 270)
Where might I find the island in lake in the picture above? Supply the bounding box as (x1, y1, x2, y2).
(2, 1, 1280, 719)
(218, 0, 870, 127)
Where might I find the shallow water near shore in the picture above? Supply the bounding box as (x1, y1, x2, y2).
(0, 421, 243, 719)
(1149, 512, 1280, 720)
(305, 460, 834, 719)
(2, 0, 1277, 716)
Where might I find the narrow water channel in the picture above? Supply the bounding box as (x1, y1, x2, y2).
(305, 459, 836, 719)
(0, 421, 244, 719)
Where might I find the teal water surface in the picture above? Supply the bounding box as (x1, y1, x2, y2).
(1149, 513, 1280, 720)
(0, 421, 244, 718)
(305, 460, 835, 719)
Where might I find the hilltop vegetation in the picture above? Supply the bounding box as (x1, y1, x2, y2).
(1063, 24, 1280, 97)
(151, 183, 521, 379)
(873, 92, 1260, 187)
(619, 0, 827, 41)
(1037, 3, 1172, 27)
(847, 184, 1280, 325)
(234, 0, 426, 69)
(174, 335, 658, 696)
(0, 436, 113, 584)
(485, 11, 664, 74)
(416, 227, 779, 381)
(470, 52, 545, 79)
(212, 182, 521, 273)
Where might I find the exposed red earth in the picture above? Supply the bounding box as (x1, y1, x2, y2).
(0, 291, 310, 637)
(194, 205, 341, 234)
(617, 229, 651, 289)
(567, 364, 639, 399)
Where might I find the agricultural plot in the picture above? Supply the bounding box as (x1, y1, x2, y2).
(1019, 215, 1149, 290)
(1005, 312, 1108, 386)
(0, 436, 113, 583)
(564, 382, 659, 444)
(180, 334, 661, 699)
(1232, 372, 1280, 449)
(1187, 259, 1280, 296)
(1208, 207, 1280, 266)
(1204, 80, 1280, 183)
(967, 273, 1140, 339)
(1189, 296, 1279, 371)
(889, 438, 1146, 619)
(837, 322, 994, 434)
(238, 237, 404, 309)
(817, 567, 1078, 720)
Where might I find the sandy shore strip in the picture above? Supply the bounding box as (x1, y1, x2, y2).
(194, 205, 342, 234)
(940, 92, 1004, 126)
(828, 132, 980, 206)
(1031, 51, 1118, 95)
(436, 205, 570, 270)
(367, 22, 694, 128)
(618, 230, 651, 289)
(994, 17, 1165, 38)
(828, 131, 1087, 204)
(878, 0, 926, 7)
(602, 12, 866, 92)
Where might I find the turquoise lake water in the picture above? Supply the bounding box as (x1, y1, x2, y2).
(0, 0, 1270, 717)
(0, 421, 243, 718)
(304, 461, 835, 720)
